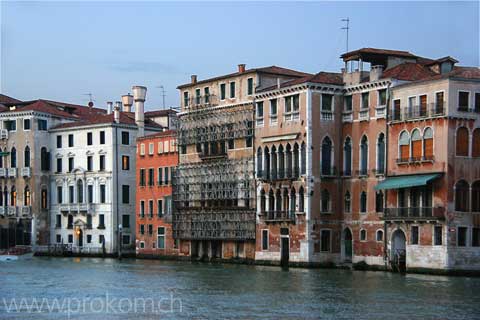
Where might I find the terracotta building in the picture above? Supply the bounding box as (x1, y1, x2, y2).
(136, 130, 189, 258)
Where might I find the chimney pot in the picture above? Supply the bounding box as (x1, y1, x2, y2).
(238, 64, 246, 73)
(191, 75, 197, 84)
(113, 103, 120, 124)
(122, 94, 133, 112)
(107, 101, 113, 115)
(132, 85, 146, 137)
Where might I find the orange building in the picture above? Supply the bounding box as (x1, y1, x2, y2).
(135, 130, 189, 258)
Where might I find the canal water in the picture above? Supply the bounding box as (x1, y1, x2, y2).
(1, 257, 479, 319)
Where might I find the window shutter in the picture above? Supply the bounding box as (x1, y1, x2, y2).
(164, 141, 169, 153)
(424, 138, 433, 158)
(412, 140, 422, 158)
(473, 129, 480, 157)
(400, 145, 409, 160)
(456, 127, 469, 156)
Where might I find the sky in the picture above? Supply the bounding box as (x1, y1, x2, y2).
(1, 1, 478, 111)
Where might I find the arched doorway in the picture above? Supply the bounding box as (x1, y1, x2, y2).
(76, 228, 83, 247)
(343, 228, 352, 262)
(391, 229, 406, 272)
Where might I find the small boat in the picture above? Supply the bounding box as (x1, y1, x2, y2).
(0, 246, 33, 261)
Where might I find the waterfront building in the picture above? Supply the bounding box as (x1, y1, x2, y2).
(173, 65, 310, 260)
(135, 130, 188, 257)
(48, 87, 164, 255)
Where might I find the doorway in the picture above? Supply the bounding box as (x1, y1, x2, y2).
(343, 228, 353, 262)
(280, 227, 289, 267)
(77, 229, 83, 247)
(391, 229, 406, 272)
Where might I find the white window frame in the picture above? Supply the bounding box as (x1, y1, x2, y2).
(157, 227, 166, 249)
(140, 143, 145, 156)
(270, 98, 278, 125)
(256, 101, 264, 127)
(458, 90, 471, 111)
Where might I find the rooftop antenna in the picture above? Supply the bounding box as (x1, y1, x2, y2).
(156, 85, 166, 110)
(83, 93, 94, 103)
(341, 18, 350, 53)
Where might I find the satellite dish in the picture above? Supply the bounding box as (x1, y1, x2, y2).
(88, 102, 94, 108)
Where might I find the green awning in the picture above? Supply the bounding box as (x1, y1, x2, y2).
(375, 173, 441, 190)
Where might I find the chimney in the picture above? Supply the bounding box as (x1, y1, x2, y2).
(107, 101, 113, 115)
(122, 94, 133, 112)
(238, 64, 246, 73)
(191, 75, 197, 84)
(370, 65, 384, 81)
(113, 101, 121, 123)
(132, 85, 147, 137)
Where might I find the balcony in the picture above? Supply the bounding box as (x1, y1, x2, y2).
(7, 168, 17, 178)
(59, 203, 91, 214)
(21, 167, 31, 178)
(320, 111, 334, 121)
(373, 168, 385, 176)
(7, 206, 17, 216)
(0, 168, 6, 178)
(383, 207, 445, 221)
(375, 105, 386, 119)
(258, 169, 300, 181)
(0, 129, 8, 139)
(262, 211, 295, 223)
(321, 166, 337, 178)
(0, 207, 5, 216)
(186, 94, 219, 109)
(342, 111, 353, 123)
(390, 103, 445, 122)
(356, 169, 369, 177)
(198, 151, 228, 161)
(21, 206, 31, 217)
(359, 109, 370, 121)
(397, 156, 435, 165)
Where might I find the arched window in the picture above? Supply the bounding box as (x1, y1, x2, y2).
(264, 146, 270, 180)
(343, 137, 352, 176)
(24, 186, 31, 206)
(283, 189, 289, 213)
(321, 189, 330, 213)
(360, 191, 367, 213)
(290, 188, 296, 212)
(10, 186, 16, 206)
(472, 129, 480, 158)
(472, 181, 480, 212)
(260, 189, 266, 213)
(278, 145, 285, 178)
(41, 188, 48, 209)
(275, 189, 282, 211)
(375, 191, 384, 213)
(0, 188, 3, 206)
(298, 187, 304, 212)
(377, 133, 385, 174)
(285, 144, 292, 178)
(423, 127, 434, 160)
(456, 127, 469, 156)
(256, 147, 262, 177)
(344, 191, 351, 213)
(360, 229, 367, 241)
(300, 142, 306, 175)
(10, 147, 17, 168)
(24, 146, 30, 168)
(293, 143, 299, 177)
(411, 129, 422, 160)
(455, 180, 469, 212)
(77, 180, 84, 203)
(271, 146, 277, 179)
(376, 230, 384, 242)
(0, 148, 3, 168)
(321, 137, 333, 175)
(268, 189, 274, 212)
(3, 186, 7, 206)
(360, 136, 368, 175)
(399, 131, 410, 161)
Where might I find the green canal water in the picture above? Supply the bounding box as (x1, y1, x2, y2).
(0, 257, 479, 319)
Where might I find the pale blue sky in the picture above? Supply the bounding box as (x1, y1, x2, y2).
(1, 1, 478, 110)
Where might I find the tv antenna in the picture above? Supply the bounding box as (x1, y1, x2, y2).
(83, 93, 94, 103)
(156, 86, 166, 110)
(341, 18, 350, 53)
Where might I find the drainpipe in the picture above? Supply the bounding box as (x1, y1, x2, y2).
(115, 125, 120, 259)
(384, 81, 392, 268)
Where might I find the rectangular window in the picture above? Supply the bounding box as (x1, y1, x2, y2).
(475, 93, 480, 113)
(56, 158, 62, 173)
(378, 89, 387, 106)
(100, 131, 105, 144)
(122, 185, 129, 204)
(140, 200, 145, 217)
(256, 102, 264, 126)
(122, 156, 129, 170)
(321, 94, 333, 111)
(284, 94, 299, 120)
(56, 135, 62, 148)
(230, 82, 236, 98)
(69, 186, 74, 203)
(23, 119, 31, 130)
(56, 234, 62, 243)
(157, 227, 165, 249)
(87, 235, 92, 243)
(99, 235, 105, 244)
(183, 91, 189, 107)
(148, 168, 154, 186)
(87, 156, 93, 171)
(68, 235, 73, 243)
(38, 119, 47, 131)
(157, 168, 163, 185)
(121, 131, 129, 145)
(122, 214, 130, 228)
(219, 83, 226, 100)
(411, 226, 419, 245)
(164, 167, 169, 184)
(270, 99, 278, 124)
(68, 157, 74, 172)
(148, 224, 153, 235)
(100, 185, 106, 203)
(99, 155, 105, 171)
(87, 132, 93, 145)
(157, 199, 163, 217)
(345, 95, 352, 111)
(320, 230, 331, 252)
(204, 87, 210, 103)
(87, 185, 93, 203)
(98, 214, 105, 228)
(163, 140, 169, 153)
(262, 230, 268, 250)
(122, 235, 130, 245)
(247, 78, 253, 95)
(149, 143, 154, 155)
(140, 143, 145, 156)
(139, 169, 146, 186)
(56, 214, 61, 228)
(158, 141, 164, 154)
(473, 228, 480, 247)
(165, 196, 172, 214)
(361, 92, 369, 109)
(4, 120, 16, 131)
(68, 134, 74, 147)
(458, 227, 467, 247)
(57, 186, 63, 204)
(458, 91, 469, 111)
(434, 226, 443, 246)
(148, 200, 154, 217)
(86, 214, 92, 228)
(195, 88, 201, 104)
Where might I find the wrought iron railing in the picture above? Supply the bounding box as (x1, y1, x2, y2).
(383, 207, 445, 220)
(262, 211, 295, 222)
(390, 103, 445, 121)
